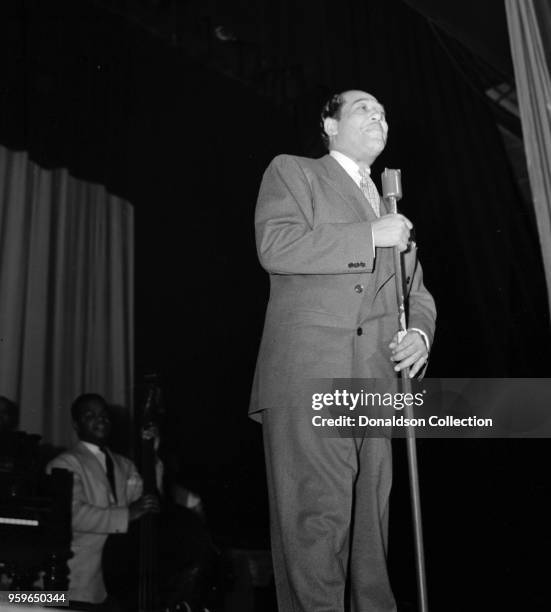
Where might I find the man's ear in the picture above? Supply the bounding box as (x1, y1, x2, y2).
(323, 117, 338, 140)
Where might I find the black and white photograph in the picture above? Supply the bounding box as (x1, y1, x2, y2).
(1, 1, 550, 611)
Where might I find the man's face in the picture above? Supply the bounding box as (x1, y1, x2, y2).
(325, 90, 388, 164)
(73, 400, 111, 445)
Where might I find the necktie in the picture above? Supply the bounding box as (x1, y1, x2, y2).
(358, 167, 381, 217)
(100, 447, 117, 502)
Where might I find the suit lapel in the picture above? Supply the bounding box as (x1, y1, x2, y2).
(318, 155, 395, 299)
(319, 155, 378, 222)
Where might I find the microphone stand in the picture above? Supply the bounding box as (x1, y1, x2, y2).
(382, 169, 429, 612)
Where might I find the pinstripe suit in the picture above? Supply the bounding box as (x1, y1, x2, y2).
(250, 154, 436, 611)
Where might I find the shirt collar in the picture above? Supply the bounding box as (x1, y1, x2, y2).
(329, 150, 370, 186)
(81, 440, 104, 455)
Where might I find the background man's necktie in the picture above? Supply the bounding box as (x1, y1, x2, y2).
(358, 167, 381, 217)
(100, 447, 117, 502)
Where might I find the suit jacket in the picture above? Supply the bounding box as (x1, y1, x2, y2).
(46, 442, 143, 603)
(249, 153, 436, 418)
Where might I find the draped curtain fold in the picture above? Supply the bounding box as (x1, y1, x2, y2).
(0, 146, 133, 447)
(505, 0, 551, 317)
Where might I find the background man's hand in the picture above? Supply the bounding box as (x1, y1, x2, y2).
(389, 330, 428, 377)
(129, 493, 160, 522)
(142, 424, 160, 451)
(171, 484, 203, 515)
(372, 214, 412, 251)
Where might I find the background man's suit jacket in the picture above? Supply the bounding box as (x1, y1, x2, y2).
(47, 442, 142, 603)
(250, 154, 436, 419)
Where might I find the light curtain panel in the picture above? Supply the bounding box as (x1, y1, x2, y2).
(505, 0, 551, 317)
(0, 146, 133, 447)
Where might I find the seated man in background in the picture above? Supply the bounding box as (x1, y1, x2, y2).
(46, 393, 160, 611)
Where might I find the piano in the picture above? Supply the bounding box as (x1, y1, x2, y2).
(0, 432, 72, 591)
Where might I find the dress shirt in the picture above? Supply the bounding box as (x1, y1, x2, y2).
(81, 441, 107, 470)
(330, 149, 373, 189)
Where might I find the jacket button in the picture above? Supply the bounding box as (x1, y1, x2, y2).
(354, 284, 364, 293)
(357, 327, 363, 336)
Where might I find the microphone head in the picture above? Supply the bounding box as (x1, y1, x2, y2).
(381, 168, 402, 201)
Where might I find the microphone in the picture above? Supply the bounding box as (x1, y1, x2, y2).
(382, 167, 408, 339)
(381, 168, 402, 207)
(381, 166, 413, 247)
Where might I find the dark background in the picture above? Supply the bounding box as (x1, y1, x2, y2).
(1, 0, 550, 609)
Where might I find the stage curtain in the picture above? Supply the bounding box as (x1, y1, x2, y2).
(0, 146, 133, 447)
(505, 0, 551, 317)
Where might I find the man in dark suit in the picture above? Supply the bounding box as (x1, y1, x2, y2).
(46, 394, 159, 610)
(250, 90, 436, 611)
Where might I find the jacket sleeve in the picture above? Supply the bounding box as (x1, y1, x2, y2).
(404, 246, 437, 349)
(255, 155, 375, 274)
(47, 455, 129, 535)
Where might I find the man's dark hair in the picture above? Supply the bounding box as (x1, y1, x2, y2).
(320, 92, 346, 149)
(71, 393, 108, 421)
